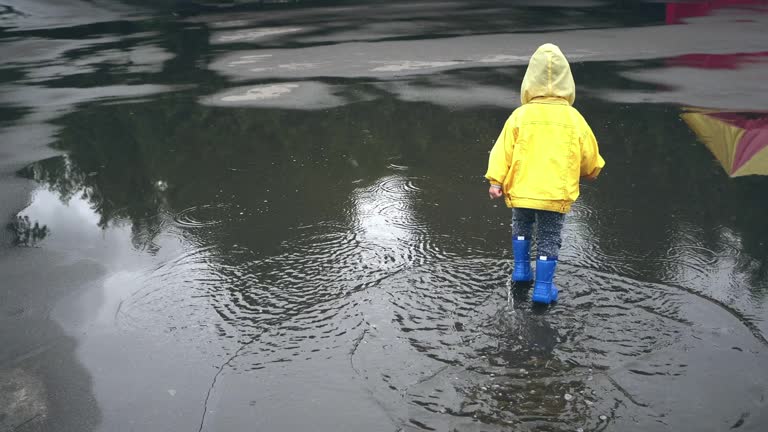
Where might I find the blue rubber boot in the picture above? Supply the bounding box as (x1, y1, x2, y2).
(512, 236, 533, 282)
(532, 257, 559, 304)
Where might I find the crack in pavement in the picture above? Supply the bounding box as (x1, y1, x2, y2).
(197, 337, 258, 432)
(606, 374, 650, 408)
(349, 327, 369, 377)
(12, 414, 43, 431)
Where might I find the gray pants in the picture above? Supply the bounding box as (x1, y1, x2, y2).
(512, 208, 565, 259)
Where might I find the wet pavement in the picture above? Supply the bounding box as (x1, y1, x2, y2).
(1, 1, 768, 431)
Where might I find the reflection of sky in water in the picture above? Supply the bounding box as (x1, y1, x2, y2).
(2, 2, 768, 430)
(607, 62, 768, 111)
(350, 174, 422, 269)
(209, 10, 767, 81)
(560, 200, 595, 260)
(200, 0, 604, 46)
(0, 30, 176, 184)
(356, 176, 411, 242)
(15, 187, 181, 268)
(370, 60, 461, 72)
(0, 0, 142, 31)
(201, 81, 347, 109)
(17, 188, 128, 254)
(663, 222, 765, 323)
(212, 27, 304, 44)
(203, 5, 768, 116)
(1, 84, 173, 122)
(21, 43, 173, 80)
(202, 75, 517, 110)
(13, 189, 222, 432)
(378, 78, 518, 108)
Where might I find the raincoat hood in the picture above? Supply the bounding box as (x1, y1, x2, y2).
(521, 43, 575, 105)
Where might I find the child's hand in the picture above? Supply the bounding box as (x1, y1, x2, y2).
(488, 185, 503, 200)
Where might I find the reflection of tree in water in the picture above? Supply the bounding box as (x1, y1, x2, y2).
(7, 215, 49, 247)
(20, 90, 498, 251)
(19, 154, 167, 252)
(16, 58, 768, 290)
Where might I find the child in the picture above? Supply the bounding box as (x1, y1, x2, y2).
(485, 43, 605, 305)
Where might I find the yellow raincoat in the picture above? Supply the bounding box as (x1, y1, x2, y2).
(485, 43, 605, 213)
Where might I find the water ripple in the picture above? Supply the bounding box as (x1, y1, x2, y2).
(108, 170, 766, 431)
(172, 204, 230, 228)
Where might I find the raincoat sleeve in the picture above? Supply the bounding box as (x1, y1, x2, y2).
(580, 122, 605, 179)
(485, 117, 515, 186)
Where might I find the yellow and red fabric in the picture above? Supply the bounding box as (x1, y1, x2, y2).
(682, 111, 768, 177)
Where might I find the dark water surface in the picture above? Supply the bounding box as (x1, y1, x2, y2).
(2, 1, 768, 431)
